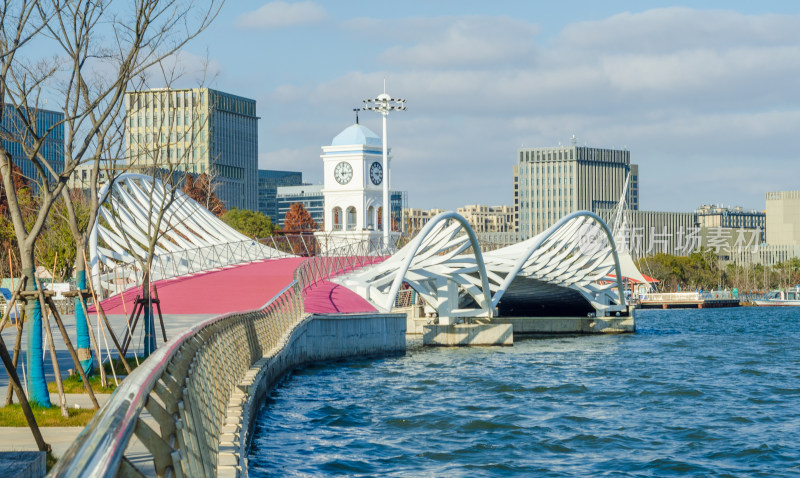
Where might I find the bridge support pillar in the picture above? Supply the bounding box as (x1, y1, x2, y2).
(423, 323, 513, 346)
(434, 278, 461, 325)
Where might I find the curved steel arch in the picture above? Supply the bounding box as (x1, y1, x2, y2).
(88, 173, 292, 297)
(335, 210, 628, 318)
(383, 211, 493, 316)
(486, 211, 625, 311)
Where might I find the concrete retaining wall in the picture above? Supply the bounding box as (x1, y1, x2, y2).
(492, 316, 635, 334)
(218, 313, 406, 477)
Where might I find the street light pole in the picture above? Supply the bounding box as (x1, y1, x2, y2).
(363, 88, 406, 251)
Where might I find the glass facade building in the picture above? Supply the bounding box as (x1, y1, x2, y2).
(258, 170, 302, 223)
(125, 88, 259, 210)
(0, 105, 65, 192)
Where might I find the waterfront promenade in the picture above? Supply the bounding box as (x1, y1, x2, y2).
(0, 256, 377, 460)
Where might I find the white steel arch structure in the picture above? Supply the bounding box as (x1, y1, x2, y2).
(89, 173, 292, 297)
(334, 211, 629, 320)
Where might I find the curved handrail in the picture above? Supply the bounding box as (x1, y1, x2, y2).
(49, 281, 300, 477)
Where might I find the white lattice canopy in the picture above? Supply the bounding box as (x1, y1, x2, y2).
(334, 211, 629, 319)
(89, 173, 292, 297)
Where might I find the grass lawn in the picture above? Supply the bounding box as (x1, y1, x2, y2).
(47, 355, 143, 393)
(0, 403, 97, 427)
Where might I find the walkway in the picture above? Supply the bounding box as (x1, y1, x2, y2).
(93, 257, 375, 315)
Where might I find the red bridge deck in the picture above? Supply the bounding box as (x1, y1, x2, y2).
(94, 257, 376, 316)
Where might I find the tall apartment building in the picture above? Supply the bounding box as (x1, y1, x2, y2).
(258, 170, 303, 222)
(515, 144, 639, 238)
(405, 208, 447, 234)
(766, 190, 800, 246)
(0, 104, 64, 192)
(125, 88, 258, 211)
(457, 205, 516, 234)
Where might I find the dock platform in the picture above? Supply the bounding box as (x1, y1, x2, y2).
(638, 292, 740, 309)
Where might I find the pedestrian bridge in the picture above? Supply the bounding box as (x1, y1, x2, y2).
(48, 176, 638, 476)
(88, 174, 631, 321)
(334, 210, 629, 322)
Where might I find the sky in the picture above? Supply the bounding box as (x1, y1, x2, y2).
(66, 1, 800, 212)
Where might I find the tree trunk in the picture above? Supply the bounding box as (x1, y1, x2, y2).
(73, 252, 94, 375)
(22, 265, 50, 407)
(142, 269, 156, 356)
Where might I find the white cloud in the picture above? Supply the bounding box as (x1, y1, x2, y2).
(140, 50, 223, 88)
(236, 1, 327, 30)
(257, 8, 800, 211)
(346, 16, 539, 68)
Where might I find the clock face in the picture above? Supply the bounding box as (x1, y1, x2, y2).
(334, 161, 353, 185)
(369, 161, 383, 185)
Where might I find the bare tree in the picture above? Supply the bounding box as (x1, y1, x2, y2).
(101, 67, 221, 355)
(0, 0, 223, 406)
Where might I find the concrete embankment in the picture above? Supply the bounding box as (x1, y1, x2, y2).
(218, 313, 406, 477)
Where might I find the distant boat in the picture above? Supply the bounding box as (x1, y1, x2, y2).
(753, 286, 800, 306)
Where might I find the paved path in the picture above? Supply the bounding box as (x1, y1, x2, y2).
(94, 257, 306, 315)
(0, 255, 380, 465)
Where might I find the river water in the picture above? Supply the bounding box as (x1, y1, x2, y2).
(248, 307, 800, 477)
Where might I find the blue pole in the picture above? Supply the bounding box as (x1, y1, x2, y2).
(74, 270, 94, 376)
(24, 268, 51, 407)
(143, 298, 155, 356)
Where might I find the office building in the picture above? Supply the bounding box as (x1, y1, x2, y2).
(276, 184, 325, 229)
(1, 104, 64, 192)
(125, 88, 258, 210)
(597, 209, 697, 259)
(70, 158, 126, 190)
(696, 204, 766, 231)
(457, 205, 516, 234)
(516, 143, 639, 238)
(258, 170, 302, 222)
(405, 208, 447, 234)
(766, 190, 800, 246)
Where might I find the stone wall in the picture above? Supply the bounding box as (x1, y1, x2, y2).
(218, 313, 406, 477)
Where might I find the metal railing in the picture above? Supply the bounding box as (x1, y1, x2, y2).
(49, 281, 304, 477)
(94, 232, 409, 300)
(294, 242, 388, 293)
(293, 234, 412, 293)
(639, 291, 736, 302)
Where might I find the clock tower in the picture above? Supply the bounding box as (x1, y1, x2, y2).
(318, 123, 388, 252)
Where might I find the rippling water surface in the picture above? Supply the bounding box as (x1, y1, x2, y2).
(248, 308, 800, 477)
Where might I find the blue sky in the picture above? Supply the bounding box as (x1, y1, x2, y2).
(109, 2, 800, 211)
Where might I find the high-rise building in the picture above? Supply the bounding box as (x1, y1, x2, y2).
(516, 144, 639, 238)
(125, 88, 258, 210)
(0, 104, 64, 191)
(766, 190, 800, 246)
(258, 170, 302, 223)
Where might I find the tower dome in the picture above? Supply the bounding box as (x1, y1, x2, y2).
(331, 124, 382, 147)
